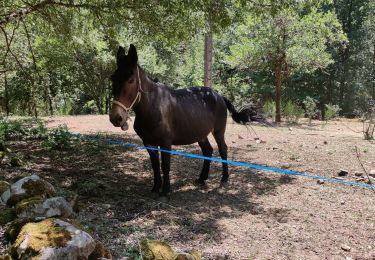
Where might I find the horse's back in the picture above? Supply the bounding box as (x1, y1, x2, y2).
(169, 87, 227, 144)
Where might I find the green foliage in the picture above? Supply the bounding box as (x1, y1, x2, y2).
(0, 118, 48, 141)
(303, 96, 317, 124)
(324, 104, 341, 121)
(43, 125, 73, 150)
(283, 100, 304, 123)
(263, 100, 276, 121)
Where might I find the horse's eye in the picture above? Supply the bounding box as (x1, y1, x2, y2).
(128, 78, 135, 84)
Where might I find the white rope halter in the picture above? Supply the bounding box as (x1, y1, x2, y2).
(112, 66, 143, 113)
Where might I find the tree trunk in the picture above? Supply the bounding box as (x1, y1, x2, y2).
(372, 42, 375, 99)
(4, 72, 9, 116)
(204, 29, 213, 88)
(47, 83, 54, 116)
(275, 62, 282, 123)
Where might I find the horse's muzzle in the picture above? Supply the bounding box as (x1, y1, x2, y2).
(109, 110, 129, 131)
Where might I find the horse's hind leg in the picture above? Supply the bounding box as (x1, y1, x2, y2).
(213, 130, 229, 184)
(195, 137, 213, 186)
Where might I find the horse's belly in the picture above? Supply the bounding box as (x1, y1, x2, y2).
(172, 125, 213, 145)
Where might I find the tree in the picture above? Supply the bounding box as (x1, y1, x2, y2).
(226, 4, 346, 122)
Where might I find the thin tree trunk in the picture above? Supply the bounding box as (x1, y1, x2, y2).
(204, 28, 213, 88)
(48, 83, 54, 116)
(4, 72, 9, 116)
(372, 42, 375, 99)
(275, 62, 282, 123)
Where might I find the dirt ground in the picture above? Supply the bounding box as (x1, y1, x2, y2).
(2, 115, 375, 259)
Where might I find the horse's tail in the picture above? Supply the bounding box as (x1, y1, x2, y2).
(222, 96, 253, 124)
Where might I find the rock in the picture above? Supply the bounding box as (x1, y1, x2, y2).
(0, 208, 17, 225)
(369, 170, 375, 178)
(341, 244, 351, 252)
(317, 179, 325, 185)
(140, 240, 174, 260)
(355, 177, 365, 182)
(256, 140, 261, 144)
(238, 135, 244, 139)
(16, 196, 73, 220)
(1, 175, 56, 206)
(354, 171, 363, 177)
(88, 241, 112, 259)
(323, 141, 328, 144)
(338, 170, 349, 176)
(13, 218, 96, 259)
(10, 157, 23, 167)
(0, 181, 10, 195)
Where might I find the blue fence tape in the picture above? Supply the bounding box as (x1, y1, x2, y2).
(74, 133, 375, 190)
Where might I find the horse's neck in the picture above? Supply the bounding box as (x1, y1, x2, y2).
(133, 71, 158, 116)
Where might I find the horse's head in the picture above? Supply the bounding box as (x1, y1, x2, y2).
(109, 44, 140, 131)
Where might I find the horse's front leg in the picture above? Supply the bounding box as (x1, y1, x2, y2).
(145, 144, 162, 193)
(160, 144, 171, 197)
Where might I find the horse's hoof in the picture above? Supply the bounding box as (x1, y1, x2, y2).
(194, 179, 206, 187)
(157, 195, 169, 204)
(220, 181, 229, 188)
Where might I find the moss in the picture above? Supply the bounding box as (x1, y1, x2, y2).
(5, 219, 32, 242)
(15, 219, 72, 258)
(22, 179, 55, 198)
(140, 240, 175, 260)
(88, 241, 112, 260)
(0, 208, 17, 225)
(0, 181, 10, 195)
(15, 196, 43, 214)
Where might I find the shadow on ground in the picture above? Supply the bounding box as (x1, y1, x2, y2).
(2, 133, 296, 258)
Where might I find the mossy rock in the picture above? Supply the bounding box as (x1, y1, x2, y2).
(13, 218, 96, 259)
(140, 240, 175, 260)
(15, 196, 43, 214)
(174, 251, 201, 260)
(14, 219, 72, 259)
(0, 208, 17, 225)
(0, 151, 5, 162)
(0, 181, 10, 195)
(0, 254, 12, 260)
(5, 219, 32, 242)
(4, 175, 56, 206)
(88, 241, 112, 259)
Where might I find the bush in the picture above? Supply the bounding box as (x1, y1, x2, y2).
(0, 118, 48, 141)
(44, 125, 73, 150)
(263, 100, 276, 122)
(324, 104, 341, 121)
(282, 100, 304, 124)
(303, 96, 317, 125)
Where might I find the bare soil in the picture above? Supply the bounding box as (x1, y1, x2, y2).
(1, 115, 375, 259)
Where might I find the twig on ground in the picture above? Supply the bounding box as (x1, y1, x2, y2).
(354, 146, 372, 185)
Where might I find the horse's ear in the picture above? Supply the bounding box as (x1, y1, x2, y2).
(127, 44, 138, 66)
(116, 46, 126, 65)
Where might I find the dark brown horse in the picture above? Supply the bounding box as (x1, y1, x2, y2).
(109, 44, 252, 197)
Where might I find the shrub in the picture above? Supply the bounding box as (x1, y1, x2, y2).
(324, 104, 341, 121)
(303, 96, 317, 125)
(263, 100, 276, 122)
(44, 125, 73, 150)
(282, 100, 304, 124)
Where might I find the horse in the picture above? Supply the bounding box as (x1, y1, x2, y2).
(109, 44, 252, 198)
